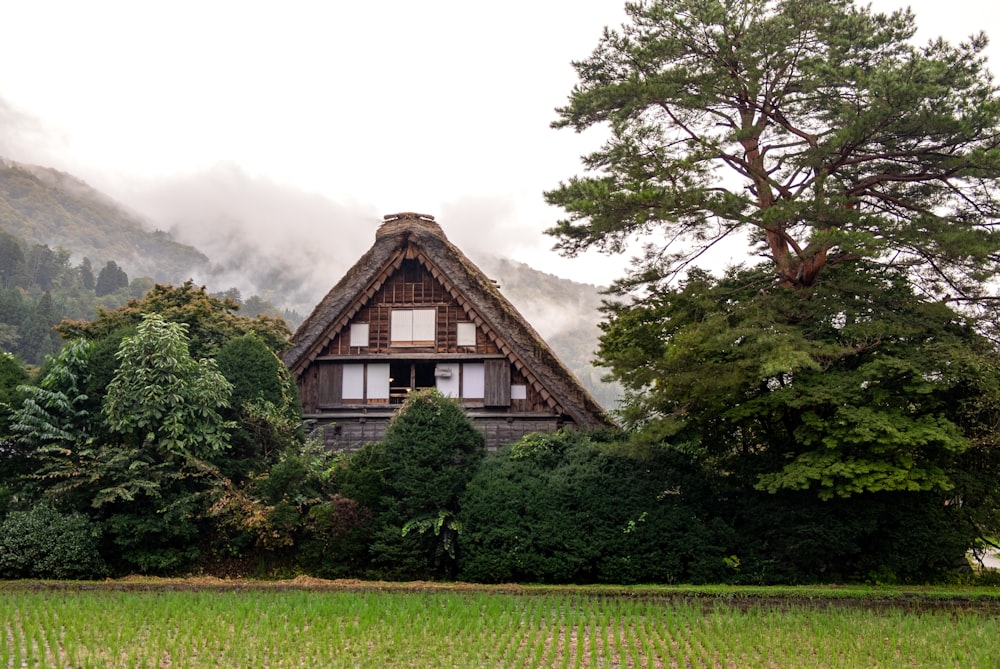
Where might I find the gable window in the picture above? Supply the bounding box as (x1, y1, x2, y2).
(456, 322, 476, 347)
(350, 323, 369, 347)
(391, 308, 436, 346)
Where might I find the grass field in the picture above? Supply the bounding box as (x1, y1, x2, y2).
(2, 580, 999, 668)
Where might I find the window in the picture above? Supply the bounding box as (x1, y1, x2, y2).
(463, 363, 485, 399)
(367, 364, 390, 400)
(391, 309, 436, 346)
(456, 322, 476, 347)
(343, 365, 365, 400)
(511, 384, 527, 400)
(389, 361, 437, 403)
(350, 323, 369, 347)
(342, 363, 389, 402)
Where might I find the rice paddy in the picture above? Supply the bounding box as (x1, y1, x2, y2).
(2, 584, 998, 667)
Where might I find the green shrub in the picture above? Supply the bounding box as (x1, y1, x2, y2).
(0, 504, 107, 579)
(338, 390, 485, 580)
(459, 431, 736, 584)
(727, 489, 972, 584)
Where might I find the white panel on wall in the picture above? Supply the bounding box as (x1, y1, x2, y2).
(390, 310, 411, 343)
(456, 322, 476, 346)
(412, 309, 436, 342)
(367, 364, 390, 399)
(350, 323, 369, 347)
(463, 363, 485, 398)
(436, 365, 460, 397)
(343, 364, 365, 399)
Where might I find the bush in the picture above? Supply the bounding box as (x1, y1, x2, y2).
(0, 504, 107, 579)
(459, 431, 736, 584)
(338, 390, 485, 580)
(727, 488, 972, 584)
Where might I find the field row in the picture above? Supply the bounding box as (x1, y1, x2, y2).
(2, 588, 998, 668)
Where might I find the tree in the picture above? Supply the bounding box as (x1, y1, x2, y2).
(104, 314, 233, 459)
(93, 314, 233, 573)
(58, 280, 291, 357)
(19, 291, 61, 364)
(546, 0, 1000, 297)
(94, 260, 129, 297)
(339, 390, 485, 579)
(548, 0, 1000, 551)
(0, 231, 24, 290)
(599, 262, 1000, 494)
(78, 258, 95, 291)
(214, 332, 302, 477)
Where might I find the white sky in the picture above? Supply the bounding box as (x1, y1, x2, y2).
(1, 0, 998, 289)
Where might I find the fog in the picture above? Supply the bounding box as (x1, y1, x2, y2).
(109, 164, 616, 322)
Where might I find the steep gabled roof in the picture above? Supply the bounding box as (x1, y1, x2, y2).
(284, 212, 611, 429)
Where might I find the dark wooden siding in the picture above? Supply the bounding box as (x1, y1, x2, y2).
(319, 263, 502, 357)
(309, 415, 562, 452)
(484, 359, 510, 407)
(317, 363, 342, 407)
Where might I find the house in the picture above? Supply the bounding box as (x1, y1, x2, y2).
(283, 212, 613, 451)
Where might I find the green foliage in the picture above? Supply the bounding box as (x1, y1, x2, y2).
(547, 0, 1000, 296)
(598, 263, 1000, 505)
(94, 260, 128, 297)
(726, 488, 973, 584)
(0, 161, 208, 283)
(104, 314, 233, 457)
(0, 503, 107, 579)
(460, 430, 735, 584)
(58, 280, 291, 358)
(339, 390, 485, 580)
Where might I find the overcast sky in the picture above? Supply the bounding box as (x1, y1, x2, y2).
(1, 0, 998, 291)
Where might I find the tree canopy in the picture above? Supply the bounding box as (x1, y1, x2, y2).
(547, 0, 1000, 536)
(546, 0, 1000, 297)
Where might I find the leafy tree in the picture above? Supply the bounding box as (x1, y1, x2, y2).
(58, 280, 291, 357)
(94, 260, 129, 297)
(214, 332, 302, 478)
(129, 276, 155, 299)
(600, 262, 1000, 496)
(9, 340, 95, 471)
(547, 0, 1000, 561)
(19, 291, 61, 364)
(94, 315, 234, 573)
(546, 0, 1000, 296)
(104, 314, 233, 459)
(339, 390, 485, 579)
(22, 244, 70, 292)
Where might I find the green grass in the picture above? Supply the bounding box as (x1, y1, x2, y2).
(1, 585, 999, 667)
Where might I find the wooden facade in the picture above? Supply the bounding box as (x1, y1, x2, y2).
(284, 213, 611, 451)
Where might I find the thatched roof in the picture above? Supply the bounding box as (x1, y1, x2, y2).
(284, 212, 611, 429)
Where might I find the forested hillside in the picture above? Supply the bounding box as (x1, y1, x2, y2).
(0, 159, 208, 282)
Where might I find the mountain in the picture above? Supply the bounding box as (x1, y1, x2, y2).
(0, 159, 209, 282)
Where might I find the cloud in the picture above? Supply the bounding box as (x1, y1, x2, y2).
(118, 163, 380, 311)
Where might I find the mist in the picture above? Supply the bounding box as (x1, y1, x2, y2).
(116, 163, 379, 311)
